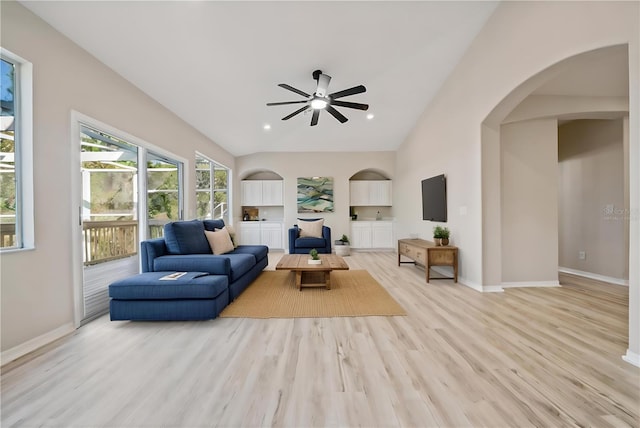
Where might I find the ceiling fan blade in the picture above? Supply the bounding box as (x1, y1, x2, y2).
(278, 83, 310, 98)
(310, 109, 320, 126)
(329, 85, 366, 100)
(266, 100, 309, 106)
(331, 100, 369, 111)
(325, 105, 348, 123)
(281, 105, 310, 121)
(315, 73, 331, 97)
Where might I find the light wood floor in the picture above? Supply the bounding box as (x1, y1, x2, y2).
(2, 252, 638, 427)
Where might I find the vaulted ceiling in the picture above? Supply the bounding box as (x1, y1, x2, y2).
(20, 1, 499, 156)
(19, 1, 630, 157)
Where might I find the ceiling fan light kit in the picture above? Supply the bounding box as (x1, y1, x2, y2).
(267, 69, 369, 126)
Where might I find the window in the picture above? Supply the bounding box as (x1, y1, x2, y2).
(195, 153, 229, 224)
(147, 152, 182, 237)
(0, 49, 33, 250)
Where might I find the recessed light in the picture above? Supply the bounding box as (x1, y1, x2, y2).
(366, 113, 374, 120)
(263, 124, 271, 130)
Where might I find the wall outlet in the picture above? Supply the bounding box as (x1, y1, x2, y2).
(578, 251, 586, 260)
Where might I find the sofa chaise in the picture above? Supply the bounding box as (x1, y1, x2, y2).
(109, 219, 268, 321)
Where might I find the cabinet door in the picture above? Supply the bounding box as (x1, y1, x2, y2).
(371, 222, 394, 248)
(350, 222, 372, 248)
(349, 181, 369, 206)
(369, 181, 392, 206)
(261, 223, 283, 249)
(241, 181, 263, 205)
(238, 223, 261, 245)
(261, 181, 283, 206)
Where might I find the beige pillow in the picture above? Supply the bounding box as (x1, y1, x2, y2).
(205, 228, 235, 255)
(224, 225, 238, 248)
(299, 219, 324, 238)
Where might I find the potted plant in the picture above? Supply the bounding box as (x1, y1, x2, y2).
(308, 248, 322, 264)
(335, 234, 350, 256)
(433, 226, 450, 246)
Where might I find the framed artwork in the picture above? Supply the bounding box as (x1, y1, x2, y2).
(297, 177, 334, 213)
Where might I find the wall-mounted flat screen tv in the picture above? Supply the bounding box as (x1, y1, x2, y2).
(422, 174, 447, 222)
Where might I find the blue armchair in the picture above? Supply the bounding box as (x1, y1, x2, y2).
(288, 223, 332, 254)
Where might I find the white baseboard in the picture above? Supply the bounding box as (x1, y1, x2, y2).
(501, 280, 560, 288)
(622, 349, 640, 367)
(1, 322, 75, 366)
(559, 267, 629, 286)
(481, 284, 505, 292)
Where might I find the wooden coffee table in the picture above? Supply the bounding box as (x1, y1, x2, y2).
(276, 254, 349, 290)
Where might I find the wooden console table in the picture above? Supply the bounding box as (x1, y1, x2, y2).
(397, 238, 458, 283)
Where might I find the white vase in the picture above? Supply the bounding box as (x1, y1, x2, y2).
(308, 259, 322, 265)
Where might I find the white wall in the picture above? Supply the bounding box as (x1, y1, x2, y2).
(501, 119, 559, 283)
(0, 2, 235, 355)
(394, 1, 639, 360)
(235, 151, 395, 248)
(558, 119, 627, 281)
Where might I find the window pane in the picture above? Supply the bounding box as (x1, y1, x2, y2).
(1, 58, 17, 248)
(214, 168, 227, 189)
(196, 190, 212, 219)
(213, 190, 227, 219)
(81, 126, 138, 222)
(195, 154, 229, 223)
(147, 153, 181, 237)
(196, 169, 210, 190)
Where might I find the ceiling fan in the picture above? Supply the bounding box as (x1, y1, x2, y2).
(266, 70, 369, 126)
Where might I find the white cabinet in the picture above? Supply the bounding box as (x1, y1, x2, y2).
(349, 181, 370, 206)
(260, 222, 283, 249)
(351, 222, 372, 249)
(241, 181, 263, 206)
(238, 222, 261, 245)
(371, 222, 394, 248)
(238, 221, 283, 249)
(241, 180, 283, 206)
(350, 221, 394, 249)
(261, 181, 284, 206)
(349, 180, 392, 206)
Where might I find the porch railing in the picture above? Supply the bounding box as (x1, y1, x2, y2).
(83, 220, 138, 266)
(0, 223, 16, 248)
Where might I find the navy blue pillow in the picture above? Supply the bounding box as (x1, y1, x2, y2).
(164, 220, 211, 255)
(203, 219, 225, 231)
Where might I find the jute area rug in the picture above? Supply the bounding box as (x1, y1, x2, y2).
(219, 270, 406, 318)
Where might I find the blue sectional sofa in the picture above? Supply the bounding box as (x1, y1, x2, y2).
(109, 219, 268, 321)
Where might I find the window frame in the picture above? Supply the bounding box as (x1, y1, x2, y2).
(0, 48, 34, 252)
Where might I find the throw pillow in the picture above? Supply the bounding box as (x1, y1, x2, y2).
(163, 220, 210, 255)
(203, 219, 225, 231)
(299, 219, 324, 238)
(205, 228, 235, 255)
(224, 225, 239, 248)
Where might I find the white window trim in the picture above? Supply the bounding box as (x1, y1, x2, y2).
(0, 48, 34, 252)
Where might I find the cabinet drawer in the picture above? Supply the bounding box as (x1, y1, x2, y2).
(399, 243, 412, 257)
(429, 250, 455, 265)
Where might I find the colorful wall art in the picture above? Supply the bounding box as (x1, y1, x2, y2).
(297, 177, 334, 213)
